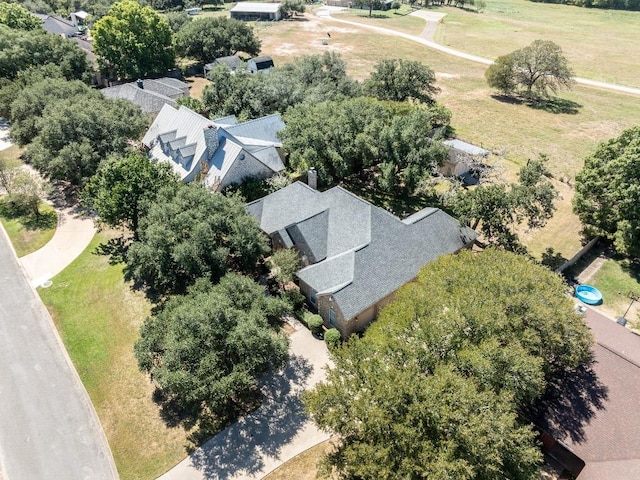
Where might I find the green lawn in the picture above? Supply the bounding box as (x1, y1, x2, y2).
(334, 6, 427, 35)
(591, 258, 640, 320)
(0, 200, 56, 257)
(38, 233, 188, 480)
(433, 1, 640, 87)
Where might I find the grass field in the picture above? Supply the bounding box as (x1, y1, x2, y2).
(0, 200, 56, 257)
(591, 258, 640, 321)
(259, 10, 640, 258)
(433, 0, 640, 88)
(263, 440, 333, 480)
(38, 233, 188, 480)
(334, 6, 427, 35)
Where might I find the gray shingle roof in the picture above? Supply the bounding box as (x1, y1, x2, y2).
(38, 15, 78, 37)
(101, 84, 176, 114)
(248, 182, 476, 320)
(101, 78, 189, 114)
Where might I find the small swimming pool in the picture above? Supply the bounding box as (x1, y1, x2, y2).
(575, 285, 603, 305)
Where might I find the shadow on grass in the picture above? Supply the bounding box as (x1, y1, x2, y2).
(0, 201, 57, 230)
(527, 354, 608, 444)
(93, 236, 129, 265)
(491, 94, 582, 114)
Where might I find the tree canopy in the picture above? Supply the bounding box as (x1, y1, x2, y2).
(23, 95, 146, 184)
(0, 2, 42, 30)
(452, 157, 557, 251)
(365, 59, 439, 104)
(202, 52, 360, 120)
(574, 126, 640, 257)
(0, 25, 91, 80)
(125, 184, 269, 295)
(175, 17, 261, 63)
(305, 249, 593, 479)
(281, 97, 450, 189)
(93, 0, 175, 79)
(135, 273, 290, 422)
(485, 40, 574, 97)
(82, 153, 177, 236)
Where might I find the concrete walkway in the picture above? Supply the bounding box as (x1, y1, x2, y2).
(316, 8, 640, 97)
(159, 326, 332, 480)
(20, 204, 96, 287)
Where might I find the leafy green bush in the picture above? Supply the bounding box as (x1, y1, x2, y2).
(282, 289, 306, 311)
(324, 328, 341, 348)
(304, 312, 324, 334)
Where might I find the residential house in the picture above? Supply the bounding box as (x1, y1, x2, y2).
(204, 55, 243, 76)
(33, 13, 79, 37)
(248, 56, 275, 75)
(142, 105, 285, 190)
(230, 2, 282, 21)
(247, 181, 477, 337)
(535, 310, 640, 480)
(101, 78, 190, 115)
(440, 139, 490, 184)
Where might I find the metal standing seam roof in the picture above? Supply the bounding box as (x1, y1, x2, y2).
(442, 139, 490, 157)
(247, 182, 476, 321)
(230, 2, 281, 13)
(143, 105, 284, 184)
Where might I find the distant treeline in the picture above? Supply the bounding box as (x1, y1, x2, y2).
(530, 0, 640, 11)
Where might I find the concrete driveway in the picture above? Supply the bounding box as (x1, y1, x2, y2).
(159, 327, 332, 480)
(0, 229, 117, 479)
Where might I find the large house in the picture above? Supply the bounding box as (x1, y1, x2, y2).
(247, 181, 477, 336)
(101, 78, 190, 115)
(536, 311, 640, 480)
(142, 105, 285, 190)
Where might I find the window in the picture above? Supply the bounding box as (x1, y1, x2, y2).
(329, 307, 336, 327)
(309, 290, 317, 307)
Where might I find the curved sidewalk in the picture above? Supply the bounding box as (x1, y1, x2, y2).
(316, 8, 640, 97)
(159, 326, 332, 480)
(20, 204, 96, 287)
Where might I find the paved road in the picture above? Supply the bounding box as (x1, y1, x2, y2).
(0, 229, 117, 479)
(316, 8, 640, 97)
(159, 326, 332, 480)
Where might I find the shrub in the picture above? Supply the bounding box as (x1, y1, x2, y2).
(282, 288, 306, 311)
(304, 312, 324, 334)
(324, 328, 341, 348)
(391, 1, 401, 8)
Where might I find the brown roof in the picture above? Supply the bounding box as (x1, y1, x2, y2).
(539, 309, 640, 480)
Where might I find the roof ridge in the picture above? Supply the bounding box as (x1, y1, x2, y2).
(231, 113, 282, 128)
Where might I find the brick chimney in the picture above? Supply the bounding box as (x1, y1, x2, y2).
(203, 125, 218, 159)
(308, 167, 317, 190)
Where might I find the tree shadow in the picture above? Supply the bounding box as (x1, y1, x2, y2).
(490, 94, 582, 114)
(23, 210, 57, 230)
(184, 354, 315, 478)
(527, 354, 608, 444)
(526, 97, 582, 115)
(93, 236, 129, 265)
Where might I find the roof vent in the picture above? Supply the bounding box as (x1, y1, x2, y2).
(239, 153, 245, 161)
(136, 79, 143, 89)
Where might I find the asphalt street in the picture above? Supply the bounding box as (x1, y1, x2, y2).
(0, 230, 117, 479)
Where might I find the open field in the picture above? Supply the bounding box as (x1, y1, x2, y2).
(334, 7, 426, 35)
(38, 233, 188, 480)
(433, 0, 640, 88)
(259, 10, 640, 257)
(0, 200, 56, 257)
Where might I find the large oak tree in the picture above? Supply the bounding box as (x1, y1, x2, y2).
(305, 249, 593, 479)
(93, 0, 175, 79)
(574, 126, 640, 257)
